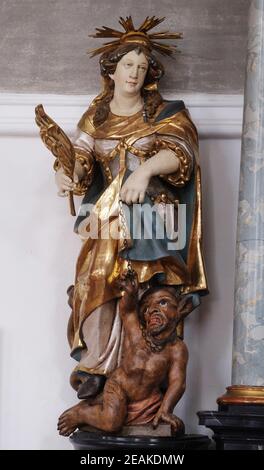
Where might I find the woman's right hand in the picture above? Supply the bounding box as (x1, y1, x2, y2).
(55, 167, 76, 197)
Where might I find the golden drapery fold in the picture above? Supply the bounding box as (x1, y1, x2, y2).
(71, 168, 190, 353)
(70, 103, 208, 357)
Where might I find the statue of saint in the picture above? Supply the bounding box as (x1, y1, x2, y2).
(36, 16, 208, 435)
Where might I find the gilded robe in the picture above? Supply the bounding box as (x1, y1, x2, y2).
(69, 100, 208, 376)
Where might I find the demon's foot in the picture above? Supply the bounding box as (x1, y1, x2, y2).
(57, 401, 89, 437)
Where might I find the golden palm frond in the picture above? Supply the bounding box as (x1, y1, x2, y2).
(35, 104, 76, 215)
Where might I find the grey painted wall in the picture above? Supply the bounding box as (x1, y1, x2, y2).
(0, 0, 250, 94)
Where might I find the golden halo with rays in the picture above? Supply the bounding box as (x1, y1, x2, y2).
(88, 16, 183, 58)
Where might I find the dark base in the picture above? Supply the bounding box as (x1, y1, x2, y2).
(198, 404, 264, 450)
(70, 430, 211, 450)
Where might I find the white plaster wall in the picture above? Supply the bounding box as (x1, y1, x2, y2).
(0, 96, 241, 449)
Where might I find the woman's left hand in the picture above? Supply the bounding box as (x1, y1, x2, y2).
(120, 167, 150, 204)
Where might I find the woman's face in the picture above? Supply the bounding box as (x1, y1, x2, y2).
(109, 50, 148, 96)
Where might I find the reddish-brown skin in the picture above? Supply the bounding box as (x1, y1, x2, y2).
(58, 273, 192, 436)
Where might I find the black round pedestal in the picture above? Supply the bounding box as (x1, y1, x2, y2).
(70, 430, 211, 450)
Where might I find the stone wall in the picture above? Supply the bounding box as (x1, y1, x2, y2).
(0, 0, 250, 94)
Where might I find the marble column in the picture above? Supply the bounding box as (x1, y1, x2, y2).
(232, 0, 264, 389)
(198, 3, 264, 447)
